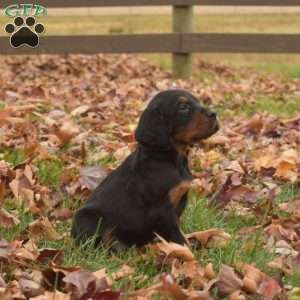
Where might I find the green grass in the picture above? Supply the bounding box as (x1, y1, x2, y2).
(36, 159, 64, 187)
(2, 148, 26, 166)
(182, 195, 273, 271)
(0, 192, 287, 286)
(1, 113, 299, 291)
(216, 95, 300, 118)
(1, 183, 299, 291)
(243, 96, 300, 117)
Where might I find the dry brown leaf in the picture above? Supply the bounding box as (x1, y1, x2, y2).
(186, 229, 231, 248)
(275, 149, 298, 182)
(12, 240, 39, 262)
(153, 235, 194, 261)
(267, 256, 293, 275)
(0, 180, 6, 206)
(111, 265, 134, 280)
(171, 260, 207, 289)
(93, 268, 112, 286)
(18, 278, 44, 298)
(51, 207, 73, 220)
(70, 105, 90, 116)
(245, 113, 264, 134)
(157, 273, 189, 300)
(240, 263, 264, 284)
(204, 134, 230, 146)
(63, 269, 109, 299)
(225, 161, 245, 174)
(33, 291, 71, 300)
(229, 290, 246, 300)
(37, 248, 64, 265)
(257, 277, 282, 300)
(79, 165, 107, 190)
(240, 264, 263, 294)
(0, 208, 20, 228)
(53, 121, 79, 146)
(216, 265, 243, 295)
(28, 217, 60, 241)
(0, 280, 25, 300)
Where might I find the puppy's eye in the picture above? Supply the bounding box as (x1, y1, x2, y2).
(178, 103, 190, 113)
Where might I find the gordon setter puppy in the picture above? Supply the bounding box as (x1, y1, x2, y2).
(71, 89, 219, 248)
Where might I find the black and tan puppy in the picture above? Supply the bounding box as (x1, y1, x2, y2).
(71, 89, 219, 248)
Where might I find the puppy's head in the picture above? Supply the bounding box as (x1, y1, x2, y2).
(135, 89, 219, 151)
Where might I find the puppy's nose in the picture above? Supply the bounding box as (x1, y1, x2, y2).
(207, 110, 217, 118)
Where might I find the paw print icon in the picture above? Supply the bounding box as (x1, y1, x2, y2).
(5, 16, 44, 48)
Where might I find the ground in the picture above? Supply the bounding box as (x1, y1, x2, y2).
(0, 13, 300, 300)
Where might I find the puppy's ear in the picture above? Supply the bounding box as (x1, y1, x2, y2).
(135, 106, 170, 150)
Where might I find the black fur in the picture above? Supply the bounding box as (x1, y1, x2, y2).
(71, 89, 219, 248)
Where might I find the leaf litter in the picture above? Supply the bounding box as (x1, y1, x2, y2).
(0, 54, 299, 299)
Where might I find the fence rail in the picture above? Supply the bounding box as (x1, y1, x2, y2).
(1, 0, 300, 77)
(1, 34, 299, 55)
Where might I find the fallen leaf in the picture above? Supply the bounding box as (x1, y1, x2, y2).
(18, 278, 44, 298)
(186, 229, 231, 248)
(257, 277, 282, 300)
(37, 248, 64, 265)
(216, 265, 243, 295)
(33, 291, 71, 300)
(0, 208, 20, 228)
(63, 269, 109, 299)
(28, 217, 60, 241)
(111, 265, 134, 280)
(79, 166, 107, 190)
(71, 105, 90, 117)
(153, 235, 194, 261)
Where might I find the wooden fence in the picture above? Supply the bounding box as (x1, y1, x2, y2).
(1, 0, 300, 78)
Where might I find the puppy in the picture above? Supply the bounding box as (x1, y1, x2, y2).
(71, 89, 219, 248)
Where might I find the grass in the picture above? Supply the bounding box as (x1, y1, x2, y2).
(36, 159, 64, 187)
(215, 95, 300, 118)
(0, 125, 298, 291)
(241, 96, 300, 117)
(1, 151, 299, 291)
(1, 185, 299, 289)
(2, 148, 26, 166)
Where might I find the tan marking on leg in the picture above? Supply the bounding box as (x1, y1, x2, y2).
(168, 180, 191, 207)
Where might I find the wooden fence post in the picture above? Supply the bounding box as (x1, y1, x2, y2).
(172, 5, 193, 78)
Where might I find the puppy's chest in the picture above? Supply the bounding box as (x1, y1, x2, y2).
(167, 159, 193, 207)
